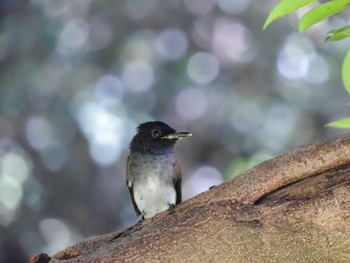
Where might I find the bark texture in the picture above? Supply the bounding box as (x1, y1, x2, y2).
(31, 135, 350, 263)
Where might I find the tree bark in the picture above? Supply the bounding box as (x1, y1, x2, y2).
(31, 135, 350, 263)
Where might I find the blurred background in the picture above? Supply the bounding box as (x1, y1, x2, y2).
(0, 0, 349, 261)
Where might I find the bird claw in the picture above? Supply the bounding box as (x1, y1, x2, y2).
(168, 203, 176, 214)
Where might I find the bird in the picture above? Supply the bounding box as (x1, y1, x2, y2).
(126, 121, 192, 220)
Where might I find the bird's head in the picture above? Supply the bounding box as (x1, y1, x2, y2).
(130, 121, 192, 154)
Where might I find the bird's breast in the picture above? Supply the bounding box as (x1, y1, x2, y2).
(128, 153, 175, 183)
(128, 153, 177, 218)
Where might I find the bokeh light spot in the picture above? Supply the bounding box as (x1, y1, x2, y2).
(39, 218, 72, 254)
(58, 18, 89, 54)
(0, 175, 23, 226)
(2, 149, 32, 184)
(187, 52, 219, 84)
(88, 18, 113, 51)
(277, 50, 309, 80)
(89, 140, 121, 167)
(155, 28, 188, 61)
(77, 103, 125, 166)
(95, 75, 124, 106)
(121, 30, 156, 62)
(175, 88, 208, 121)
(277, 34, 315, 81)
(183, 166, 223, 199)
(122, 60, 154, 92)
(213, 19, 255, 63)
(26, 116, 53, 151)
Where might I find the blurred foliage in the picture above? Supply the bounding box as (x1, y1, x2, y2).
(265, 0, 350, 127)
(0, 0, 349, 261)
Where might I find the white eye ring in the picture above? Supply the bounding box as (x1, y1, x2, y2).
(151, 128, 162, 138)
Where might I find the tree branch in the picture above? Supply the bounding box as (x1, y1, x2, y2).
(30, 135, 350, 263)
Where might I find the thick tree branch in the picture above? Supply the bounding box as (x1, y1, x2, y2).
(31, 135, 350, 263)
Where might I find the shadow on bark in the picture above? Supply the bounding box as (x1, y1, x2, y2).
(30, 136, 350, 263)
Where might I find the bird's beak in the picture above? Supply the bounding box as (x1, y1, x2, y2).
(162, 131, 192, 140)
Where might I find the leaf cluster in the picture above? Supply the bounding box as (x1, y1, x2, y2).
(264, 0, 350, 128)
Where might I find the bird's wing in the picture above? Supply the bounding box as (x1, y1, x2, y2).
(126, 155, 141, 216)
(173, 157, 182, 204)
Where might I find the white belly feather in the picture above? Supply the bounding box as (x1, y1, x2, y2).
(133, 173, 176, 219)
(129, 153, 177, 219)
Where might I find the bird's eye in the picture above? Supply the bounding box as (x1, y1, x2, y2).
(151, 128, 162, 138)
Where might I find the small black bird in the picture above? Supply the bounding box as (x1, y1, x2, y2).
(126, 121, 192, 220)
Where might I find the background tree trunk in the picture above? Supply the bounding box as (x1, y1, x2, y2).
(31, 135, 350, 263)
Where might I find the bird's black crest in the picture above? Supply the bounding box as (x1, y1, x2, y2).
(136, 121, 175, 134)
(130, 121, 177, 154)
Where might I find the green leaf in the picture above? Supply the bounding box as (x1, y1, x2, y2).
(342, 48, 350, 94)
(327, 117, 350, 128)
(299, 0, 350, 33)
(322, 25, 350, 43)
(263, 0, 316, 30)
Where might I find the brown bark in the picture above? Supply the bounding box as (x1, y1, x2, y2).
(31, 135, 350, 263)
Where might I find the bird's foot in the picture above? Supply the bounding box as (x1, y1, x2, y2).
(168, 203, 176, 214)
